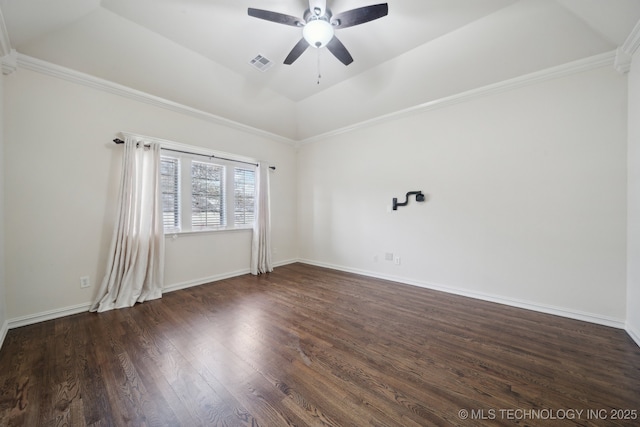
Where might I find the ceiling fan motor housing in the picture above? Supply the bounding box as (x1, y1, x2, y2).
(303, 14, 334, 48)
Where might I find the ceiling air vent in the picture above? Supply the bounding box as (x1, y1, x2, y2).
(249, 54, 273, 72)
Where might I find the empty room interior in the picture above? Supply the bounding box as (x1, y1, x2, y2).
(1, 0, 640, 425)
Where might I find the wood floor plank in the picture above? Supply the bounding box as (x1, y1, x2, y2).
(136, 292, 306, 427)
(0, 328, 33, 427)
(8, 321, 53, 427)
(1, 263, 639, 426)
(162, 286, 338, 425)
(73, 313, 116, 426)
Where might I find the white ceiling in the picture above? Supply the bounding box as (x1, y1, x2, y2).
(1, 0, 640, 140)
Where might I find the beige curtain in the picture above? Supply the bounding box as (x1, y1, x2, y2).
(250, 162, 273, 275)
(90, 136, 164, 312)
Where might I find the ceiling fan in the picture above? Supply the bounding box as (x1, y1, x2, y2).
(248, 0, 388, 66)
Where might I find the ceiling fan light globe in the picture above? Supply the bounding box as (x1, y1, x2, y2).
(303, 19, 334, 48)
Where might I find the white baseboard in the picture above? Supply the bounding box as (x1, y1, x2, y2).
(163, 258, 297, 293)
(273, 258, 298, 266)
(8, 302, 91, 330)
(2, 258, 299, 337)
(3, 258, 632, 350)
(298, 259, 627, 330)
(163, 268, 251, 293)
(626, 324, 640, 348)
(0, 319, 8, 350)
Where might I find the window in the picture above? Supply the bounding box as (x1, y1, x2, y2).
(234, 167, 255, 226)
(160, 154, 256, 233)
(160, 157, 180, 231)
(191, 161, 224, 229)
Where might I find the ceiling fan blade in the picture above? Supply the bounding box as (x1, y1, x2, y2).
(326, 36, 353, 65)
(331, 3, 388, 29)
(248, 8, 303, 27)
(284, 38, 310, 65)
(308, 0, 327, 17)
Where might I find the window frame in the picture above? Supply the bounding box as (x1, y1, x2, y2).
(160, 153, 257, 235)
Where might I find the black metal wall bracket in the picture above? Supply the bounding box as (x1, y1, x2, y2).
(393, 191, 425, 210)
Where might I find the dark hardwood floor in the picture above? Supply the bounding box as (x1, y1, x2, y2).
(1, 263, 639, 426)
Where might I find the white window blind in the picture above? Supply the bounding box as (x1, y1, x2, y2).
(160, 156, 180, 231)
(234, 167, 256, 226)
(191, 161, 225, 229)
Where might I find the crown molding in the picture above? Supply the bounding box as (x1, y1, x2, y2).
(10, 50, 617, 145)
(616, 19, 640, 74)
(14, 53, 296, 146)
(300, 50, 617, 144)
(1, 48, 16, 75)
(614, 47, 632, 74)
(622, 19, 640, 56)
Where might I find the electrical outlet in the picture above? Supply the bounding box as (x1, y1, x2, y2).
(394, 256, 401, 265)
(80, 276, 91, 288)
(385, 252, 394, 261)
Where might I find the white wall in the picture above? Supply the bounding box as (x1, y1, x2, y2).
(298, 65, 628, 324)
(627, 48, 640, 344)
(3, 67, 297, 321)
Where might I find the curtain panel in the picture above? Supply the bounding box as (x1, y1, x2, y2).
(250, 162, 273, 275)
(90, 136, 165, 312)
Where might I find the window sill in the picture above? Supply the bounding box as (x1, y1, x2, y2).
(165, 227, 253, 238)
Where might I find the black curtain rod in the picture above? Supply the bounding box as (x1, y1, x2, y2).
(113, 139, 275, 170)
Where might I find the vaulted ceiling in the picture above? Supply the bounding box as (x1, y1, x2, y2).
(2, 0, 640, 140)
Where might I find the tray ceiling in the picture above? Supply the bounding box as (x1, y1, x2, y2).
(1, 0, 639, 139)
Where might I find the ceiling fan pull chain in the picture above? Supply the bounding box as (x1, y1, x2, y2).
(317, 48, 322, 84)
